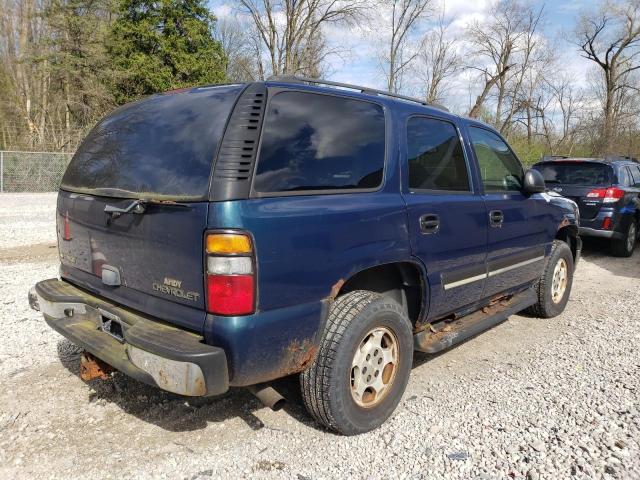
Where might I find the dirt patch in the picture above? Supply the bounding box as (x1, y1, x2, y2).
(0, 242, 58, 263)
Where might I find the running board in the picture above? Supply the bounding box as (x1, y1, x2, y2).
(414, 289, 536, 354)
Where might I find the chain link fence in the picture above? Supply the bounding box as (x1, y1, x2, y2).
(0, 151, 73, 192)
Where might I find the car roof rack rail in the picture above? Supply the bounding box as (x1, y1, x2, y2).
(267, 75, 450, 112)
(604, 155, 639, 163)
(541, 154, 570, 161)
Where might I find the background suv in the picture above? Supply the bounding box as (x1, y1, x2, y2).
(533, 157, 640, 256)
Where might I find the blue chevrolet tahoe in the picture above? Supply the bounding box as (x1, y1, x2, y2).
(29, 77, 581, 435)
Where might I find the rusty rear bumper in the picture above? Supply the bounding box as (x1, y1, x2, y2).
(29, 278, 229, 397)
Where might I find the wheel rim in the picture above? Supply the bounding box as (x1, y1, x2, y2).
(551, 258, 568, 304)
(627, 223, 636, 252)
(350, 326, 399, 408)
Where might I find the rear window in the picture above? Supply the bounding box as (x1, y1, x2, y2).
(253, 91, 386, 193)
(61, 85, 244, 200)
(532, 162, 612, 186)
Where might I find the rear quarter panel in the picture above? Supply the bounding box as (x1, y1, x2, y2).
(205, 193, 412, 385)
(203, 103, 415, 385)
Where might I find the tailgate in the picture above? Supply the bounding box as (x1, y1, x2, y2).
(55, 84, 244, 331)
(548, 184, 605, 220)
(57, 191, 208, 311)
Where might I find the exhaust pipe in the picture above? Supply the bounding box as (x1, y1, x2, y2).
(247, 384, 286, 411)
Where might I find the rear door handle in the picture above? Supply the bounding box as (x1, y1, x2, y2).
(419, 214, 440, 234)
(489, 210, 504, 227)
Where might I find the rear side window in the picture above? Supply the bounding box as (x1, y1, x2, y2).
(253, 91, 385, 193)
(617, 166, 632, 187)
(61, 85, 243, 200)
(532, 162, 612, 186)
(631, 165, 640, 186)
(406, 117, 470, 191)
(469, 127, 524, 192)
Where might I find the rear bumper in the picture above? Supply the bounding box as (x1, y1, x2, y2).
(579, 209, 626, 239)
(29, 279, 228, 397)
(579, 227, 622, 239)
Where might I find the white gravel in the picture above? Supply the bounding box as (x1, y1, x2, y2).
(0, 193, 58, 248)
(0, 194, 639, 479)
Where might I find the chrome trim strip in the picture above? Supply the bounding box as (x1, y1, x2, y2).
(487, 256, 545, 277)
(443, 272, 487, 290)
(443, 255, 546, 290)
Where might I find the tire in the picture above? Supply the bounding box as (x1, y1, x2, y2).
(300, 290, 413, 435)
(611, 218, 637, 257)
(524, 240, 574, 319)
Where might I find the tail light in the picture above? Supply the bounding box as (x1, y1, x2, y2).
(63, 211, 72, 241)
(205, 233, 255, 316)
(602, 217, 613, 230)
(586, 187, 625, 203)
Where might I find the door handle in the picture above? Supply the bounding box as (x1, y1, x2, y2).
(419, 214, 440, 234)
(489, 210, 504, 227)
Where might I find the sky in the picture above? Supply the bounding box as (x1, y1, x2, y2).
(210, 0, 599, 113)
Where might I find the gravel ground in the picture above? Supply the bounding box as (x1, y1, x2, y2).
(0, 193, 639, 480)
(0, 193, 58, 249)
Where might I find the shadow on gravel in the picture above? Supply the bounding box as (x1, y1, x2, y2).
(579, 238, 640, 279)
(56, 339, 323, 434)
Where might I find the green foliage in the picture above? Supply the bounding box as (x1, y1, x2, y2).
(108, 0, 227, 104)
(506, 137, 548, 167)
(44, 0, 116, 126)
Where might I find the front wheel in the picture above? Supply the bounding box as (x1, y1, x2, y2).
(300, 290, 413, 435)
(611, 218, 637, 257)
(525, 240, 574, 318)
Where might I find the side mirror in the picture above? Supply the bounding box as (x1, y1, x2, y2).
(523, 169, 546, 194)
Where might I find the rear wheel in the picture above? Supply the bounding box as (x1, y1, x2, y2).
(611, 218, 637, 257)
(300, 290, 413, 435)
(525, 240, 574, 318)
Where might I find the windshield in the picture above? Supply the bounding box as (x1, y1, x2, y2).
(61, 84, 244, 200)
(533, 162, 612, 186)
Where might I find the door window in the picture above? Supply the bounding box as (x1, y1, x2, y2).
(469, 127, 524, 192)
(254, 91, 385, 193)
(406, 117, 470, 191)
(631, 165, 640, 187)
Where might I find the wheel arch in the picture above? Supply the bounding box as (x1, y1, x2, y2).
(337, 260, 428, 328)
(556, 224, 579, 261)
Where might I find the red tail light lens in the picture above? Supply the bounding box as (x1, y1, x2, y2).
(602, 217, 613, 230)
(205, 232, 255, 316)
(206, 274, 254, 315)
(586, 188, 605, 198)
(586, 187, 625, 203)
(603, 187, 625, 203)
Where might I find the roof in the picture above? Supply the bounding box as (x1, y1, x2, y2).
(535, 156, 639, 166)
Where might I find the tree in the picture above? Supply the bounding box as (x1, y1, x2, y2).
(415, 11, 460, 104)
(238, 0, 364, 78)
(108, 0, 227, 104)
(466, 0, 544, 128)
(0, 0, 48, 148)
(215, 16, 263, 81)
(44, 0, 115, 147)
(576, 0, 640, 155)
(542, 75, 585, 155)
(379, 0, 432, 93)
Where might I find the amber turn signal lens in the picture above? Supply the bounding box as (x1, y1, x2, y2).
(206, 233, 252, 254)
